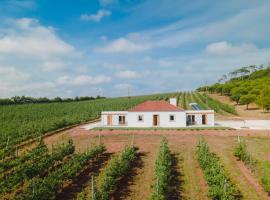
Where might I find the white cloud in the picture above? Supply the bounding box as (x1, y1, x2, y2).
(42, 60, 67, 71)
(205, 41, 256, 55)
(80, 9, 111, 22)
(99, 0, 117, 6)
(0, 66, 30, 81)
(96, 37, 151, 53)
(113, 83, 132, 90)
(57, 75, 111, 86)
(115, 70, 142, 79)
(0, 18, 76, 59)
(0, 66, 57, 98)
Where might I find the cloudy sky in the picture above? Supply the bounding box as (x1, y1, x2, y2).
(0, 0, 270, 98)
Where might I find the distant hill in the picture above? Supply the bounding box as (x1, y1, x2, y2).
(197, 65, 270, 111)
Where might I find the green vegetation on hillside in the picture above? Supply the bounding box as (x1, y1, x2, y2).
(197, 65, 270, 111)
(0, 93, 174, 157)
(0, 95, 105, 105)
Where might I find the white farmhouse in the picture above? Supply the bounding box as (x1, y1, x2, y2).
(101, 98, 214, 128)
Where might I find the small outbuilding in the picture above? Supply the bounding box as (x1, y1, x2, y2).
(101, 98, 214, 128)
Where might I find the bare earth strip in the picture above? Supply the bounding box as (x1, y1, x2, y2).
(169, 135, 209, 200)
(42, 128, 270, 200)
(114, 135, 161, 200)
(206, 136, 270, 200)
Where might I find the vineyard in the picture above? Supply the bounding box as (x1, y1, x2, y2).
(0, 93, 176, 159)
(3, 91, 265, 200)
(0, 91, 236, 161)
(0, 127, 270, 199)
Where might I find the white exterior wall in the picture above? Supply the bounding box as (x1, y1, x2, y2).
(186, 110, 214, 126)
(101, 110, 214, 127)
(101, 111, 128, 126)
(127, 112, 186, 127)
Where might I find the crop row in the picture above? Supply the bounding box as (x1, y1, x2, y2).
(196, 92, 237, 114)
(197, 138, 241, 199)
(0, 140, 75, 195)
(234, 140, 270, 194)
(0, 142, 48, 173)
(93, 146, 137, 200)
(15, 144, 106, 200)
(151, 138, 173, 200)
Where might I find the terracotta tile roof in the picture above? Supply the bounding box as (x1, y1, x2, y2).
(129, 100, 183, 112)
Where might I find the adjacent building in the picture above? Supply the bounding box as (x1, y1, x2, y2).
(101, 98, 214, 128)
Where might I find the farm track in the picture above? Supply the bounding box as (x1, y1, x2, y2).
(111, 152, 145, 200)
(169, 136, 209, 200)
(113, 136, 161, 200)
(206, 136, 269, 200)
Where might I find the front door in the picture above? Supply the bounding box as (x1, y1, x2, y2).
(153, 115, 160, 126)
(107, 115, 112, 126)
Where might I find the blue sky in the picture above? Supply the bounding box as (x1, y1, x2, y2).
(0, 0, 270, 98)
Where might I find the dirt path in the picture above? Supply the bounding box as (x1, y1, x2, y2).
(236, 160, 270, 200)
(114, 135, 161, 200)
(170, 135, 209, 200)
(206, 136, 269, 200)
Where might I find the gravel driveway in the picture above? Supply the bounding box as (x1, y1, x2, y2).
(216, 120, 270, 130)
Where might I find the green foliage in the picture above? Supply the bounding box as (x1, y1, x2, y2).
(197, 138, 241, 200)
(262, 173, 270, 194)
(76, 191, 88, 200)
(0, 140, 75, 195)
(151, 138, 173, 200)
(0, 141, 47, 173)
(233, 140, 256, 170)
(197, 93, 237, 115)
(256, 87, 270, 112)
(197, 66, 270, 111)
(94, 146, 137, 200)
(15, 144, 106, 200)
(239, 95, 256, 109)
(0, 93, 175, 151)
(182, 92, 187, 109)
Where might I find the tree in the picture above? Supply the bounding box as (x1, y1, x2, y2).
(230, 87, 248, 105)
(257, 87, 270, 112)
(239, 94, 256, 110)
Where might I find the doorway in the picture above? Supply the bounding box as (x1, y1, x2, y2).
(107, 115, 112, 126)
(202, 115, 207, 125)
(153, 115, 160, 126)
(187, 115, 195, 125)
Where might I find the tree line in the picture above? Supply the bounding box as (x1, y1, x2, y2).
(0, 95, 105, 105)
(197, 64, 270, 111)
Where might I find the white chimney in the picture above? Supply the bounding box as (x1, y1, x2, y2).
(169, 98, 177, 106)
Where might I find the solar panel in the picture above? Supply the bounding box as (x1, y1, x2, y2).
(189, 103, 201, 110)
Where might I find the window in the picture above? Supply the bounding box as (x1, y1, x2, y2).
(118, 116, 126, 125)
(169, 115, 175, 121)
(138, 115, 144, 122)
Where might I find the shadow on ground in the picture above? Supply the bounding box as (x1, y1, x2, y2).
(169, 153, 184, 200)
(112, 151, 146, 200)
(56, 152, 112, 200)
